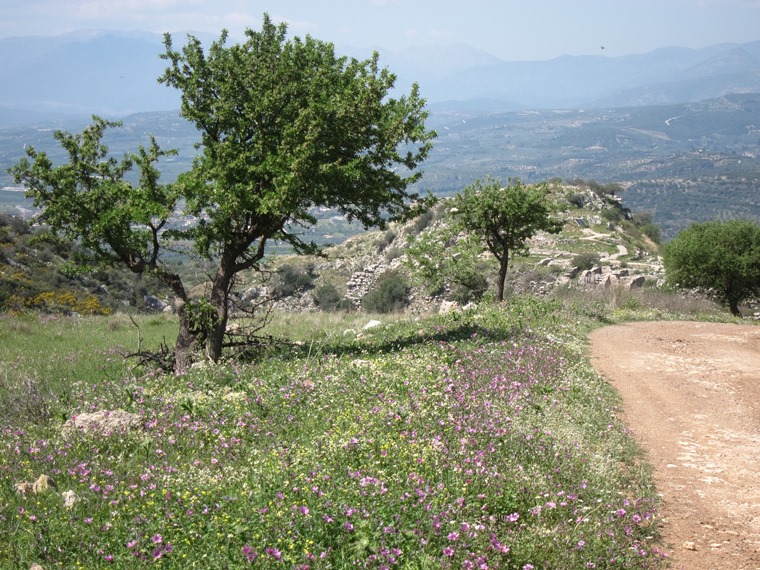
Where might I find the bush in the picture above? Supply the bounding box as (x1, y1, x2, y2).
(374, 229, 397, 252)
(362, 271, 410, 313)
(313, 283, 354, 312)
(639, 222, 662, 244)
(632, 211, 662, 244)
(451, 271, 488, 304)
(409, 209, 435, 236)
(272, 264, 315, 298)
(572, 252, 601, 271)
(566, 192, 586, 208)
(601, 208, 624, 223)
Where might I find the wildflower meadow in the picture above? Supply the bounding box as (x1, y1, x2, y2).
(0, 298, 669, 568)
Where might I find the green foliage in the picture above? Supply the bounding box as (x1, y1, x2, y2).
(158, 14, 435, 255)
(632, 211, 662, 244)
(10, 117, 179, 273)
(566, 192, 586, 208)
(405, 223, 484, 297)
(271, 263, 316, 298)
(601, 207, 624, 223)
(362, 270, 410, 313)
(450, 178, 563, 301)
(572, 252, 601, 271)
(10, 14, 435, 369)
(450, 271, 489, 304)
(313, 283, 354, 312)
(663, 219, 760, 316)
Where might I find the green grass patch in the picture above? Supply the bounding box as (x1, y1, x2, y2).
(0, 299, 669, 568)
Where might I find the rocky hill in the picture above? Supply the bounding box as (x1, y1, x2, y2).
(239, 182, 664, 316)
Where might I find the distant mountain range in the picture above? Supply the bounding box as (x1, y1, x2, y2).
(1, 30, 759, 122)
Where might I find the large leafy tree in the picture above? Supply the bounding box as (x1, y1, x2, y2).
(10, 14, 435, 372)
(663, 219, 760, 316)
(450, 178, 563, 302)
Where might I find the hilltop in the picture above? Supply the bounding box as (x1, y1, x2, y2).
(237, 181, 667, 318)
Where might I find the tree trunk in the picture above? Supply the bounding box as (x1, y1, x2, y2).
(205, 269, 232, 363)
(729, 297, 741, 317)
(154, 269, 194, 375)
(174, 297, 196, 374)
(496, 255, 509, 302)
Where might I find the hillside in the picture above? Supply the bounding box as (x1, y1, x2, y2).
(0, 213, 170, 315)
(1, 181, 672, 319)
(234, 182, 668, 320)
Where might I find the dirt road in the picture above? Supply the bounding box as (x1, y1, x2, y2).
(588, 321, 760, 570)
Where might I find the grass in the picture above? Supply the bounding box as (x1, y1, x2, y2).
(0, 298, 672, 569)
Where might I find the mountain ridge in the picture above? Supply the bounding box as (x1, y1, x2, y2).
(1, 31, 759, 120)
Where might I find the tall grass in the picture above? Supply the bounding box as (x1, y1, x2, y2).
(0, 299, 669, 568)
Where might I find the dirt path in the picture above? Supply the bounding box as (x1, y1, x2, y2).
(588, 321, 760, 570)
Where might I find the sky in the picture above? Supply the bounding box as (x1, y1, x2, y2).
(1, 0, 760, 61)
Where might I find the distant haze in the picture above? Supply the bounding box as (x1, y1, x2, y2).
(1, 0, 759, 62)
(1, 31, 759, 121)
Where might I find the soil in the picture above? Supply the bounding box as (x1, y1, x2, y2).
(588, 321, 760, 570)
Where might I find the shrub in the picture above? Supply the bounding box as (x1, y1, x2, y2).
(566, 192, 586, 208)
(272, 264, 315, 298)
(362, 270, 410, 313)
(384, 246, 403, 262)
(572, 252, 601, 271)
(409, 209, 435, 236)
(450, 271, 488, 304)
(374, 229, 397, 252)
(601, 208, 624, 223)
(313, 283, 354, 312)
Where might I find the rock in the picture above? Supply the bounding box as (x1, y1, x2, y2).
(628, 275, 646, 289)
(62, 489, 77, 509)
(144, 295, 168, 311)
(603, 275, 620, 287)
(62, 409, 143, 437)
(439, 300, 460, 315)
(30, 564, 45, 570)
(683, 541, 699, 551)
(16, 474, 57, 495)
(362, 320, 383, 330)
(33, 474, 57, 494)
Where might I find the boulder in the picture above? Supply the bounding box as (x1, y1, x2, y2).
(62, 409, 142, 437)
(438, 300, 460, 315)
(144, 295, 168, 311)
(16, 474, 57, 495)
(62, 489, 78, 509)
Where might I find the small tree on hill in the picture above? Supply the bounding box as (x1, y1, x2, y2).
(10, 14, 435, 372)
(450, 178, 563, 302)
(663, 219, 760, 316)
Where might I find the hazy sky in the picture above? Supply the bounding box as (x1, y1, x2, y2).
(2, 0, 759, 61)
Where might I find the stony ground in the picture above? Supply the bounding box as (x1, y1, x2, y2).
(589, 321, 760, 570)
